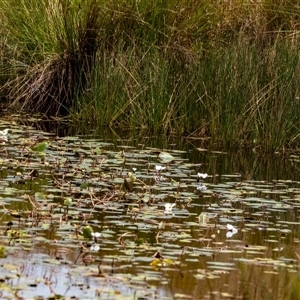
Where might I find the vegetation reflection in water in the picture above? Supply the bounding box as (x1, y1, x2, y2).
(0, 123, 300, 299)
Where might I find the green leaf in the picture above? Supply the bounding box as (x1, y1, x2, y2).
(82, 225, 93, 239)
(63, 197, 72, 207)
(80, 181, 88, 189)
(128, 172, 136, 182)
(31, 142, 48, 152)
(0, 246, 6, 258)
(123, 178, 133, 192)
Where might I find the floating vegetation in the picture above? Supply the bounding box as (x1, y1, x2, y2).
(0, 122, 300, 298)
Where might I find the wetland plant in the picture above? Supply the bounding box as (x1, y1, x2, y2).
(0, 1, 300, 150)
(1, 124, 300, 298)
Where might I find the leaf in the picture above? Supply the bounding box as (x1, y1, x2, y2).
(63, 197, 72, 207)
(123, 178, 133, 192)
(82, 225, 93, 239)
(7, 230, 21, 239)
(93, 147, 102, 155)
(158, 152, 175, 163)
(150, 258, 162, 267)
(164, 258, 174, 265)
(80, 181, 88, 189)
(198, 212, 209, 225)
(128, 172, 136, 182)
(136, 238, 145, 246)
(35, 192, 46, 201)
(10, 211, 22, 219)
(150, 258, 173, 268)
(0, 246, 6, 258)
(31, 142, 48, 152)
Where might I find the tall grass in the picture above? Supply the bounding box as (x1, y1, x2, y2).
(0, 0, 101, 114)
(0, 0, 300, 150)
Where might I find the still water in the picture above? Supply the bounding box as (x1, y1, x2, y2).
(0, 120, 300, 299)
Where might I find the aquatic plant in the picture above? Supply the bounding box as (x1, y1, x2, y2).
(0, 122, 300, 297)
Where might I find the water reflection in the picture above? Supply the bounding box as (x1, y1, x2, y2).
(0, 117, 300, 299)
(12, 115, 300, 183)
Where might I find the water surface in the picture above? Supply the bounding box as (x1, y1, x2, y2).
(0, 120, 299, 299)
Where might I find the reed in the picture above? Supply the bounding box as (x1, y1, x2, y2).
(1, 0, 300, 150)
(0, 0, 100, 115)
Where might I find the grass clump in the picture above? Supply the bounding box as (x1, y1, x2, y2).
(1, 0, 300, 150)
(0, 0, 100, 114)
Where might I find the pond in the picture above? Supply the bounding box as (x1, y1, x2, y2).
(0, 119, 300, 299)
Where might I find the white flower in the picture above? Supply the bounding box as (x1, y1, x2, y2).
(155, 165, 166, 172)
(90, 244, 100, 252)
(164, 203, 176, 214)
(197, 184, 207, 191)
(154, 166, 166, 182)
(226, 224, 238, 238)
(91, 232, 101, 238)
(0, 129, 8, 142)
(0, 129, 8, 136)
(198, 173, 208, 179)
(91, 231, 101, 242)
(154, 175, 165, 182)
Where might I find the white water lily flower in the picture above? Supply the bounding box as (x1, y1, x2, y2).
(154, 175, 165, 182)
(155, 165, 166, 172)
(226, 224, 238, 238)
(198, 173, 208, 179)
(91, 232, 101, 238)
(226, 231, 234, 238)
(0, 129, 8, 136)
(91, 231, 101, 242)
(164, 203, 176, 213)
(197, 184, 207, 191)
(90, 244, 100, 252)
(0, 129, 8, 142)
